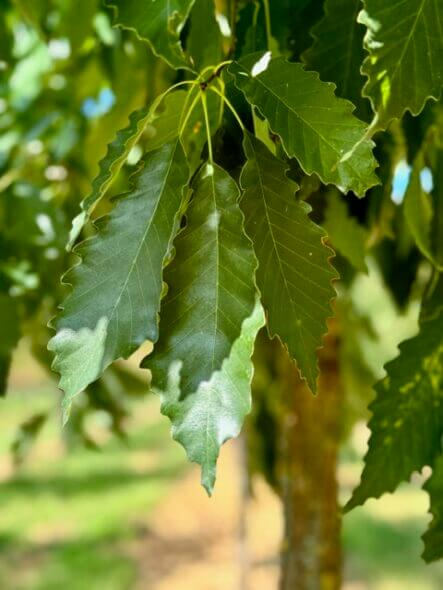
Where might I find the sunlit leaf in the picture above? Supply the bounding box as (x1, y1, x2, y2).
(156, 301, 264, 494)
(230, 55, 378, 196)
(68, 106, 151, 249)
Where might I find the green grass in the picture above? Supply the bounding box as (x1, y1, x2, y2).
(0, 383, 187, 590)
(1, 379, 443, 589)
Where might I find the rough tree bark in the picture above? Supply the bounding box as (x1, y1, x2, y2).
(278, 330, 342, 590)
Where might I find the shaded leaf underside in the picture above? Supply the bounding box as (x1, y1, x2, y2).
(423, 452, 443, 562)
(404, 151, 441, 269)
(157, 301, 265, 494)
(323, 190, 368, 273)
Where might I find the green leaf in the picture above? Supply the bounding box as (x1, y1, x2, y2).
(187, 0, 222, 71)
(431, 148, 443, 267)
(0, 294, 21, 396)
(302, 0, 371, 120)
(240, 132, 337, 391)
(145, 89, 221, 163)
(346, 308, 443, 511)
(13, 0, 49, 33)
(404, 151, 440, 268)
(269, 0, 321, 57)
(11, 412, 47, 467)
(145, 163, 257, 397)
(359, 0, 443, 131)
(323, 190, 369, 273)
(235, 0, 267, 58)
(68, 106, 151, 249)
(68, 87, 219, 249)
(423, 452, 443, 562)
(143, 92, 187, 152)
(105, 0, 195, 70)
(59, 0, 98, 54)
(230, 55, 378, 196)
(49, 140, 189, 421)
(156, 301, 265, 494)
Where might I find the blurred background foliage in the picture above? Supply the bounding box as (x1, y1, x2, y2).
(1, 0, 443, 588)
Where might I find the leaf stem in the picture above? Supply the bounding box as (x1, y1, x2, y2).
(263, 0, 272, 50)
(336, 112, 379, 168)
(200, 90, 214, 163)
(209, 86, 245, 131)
(179, 89, 201, 136)
(200, 60, 233, 88)
(151, 79, 199, 114)
(216, 78, 226, 125)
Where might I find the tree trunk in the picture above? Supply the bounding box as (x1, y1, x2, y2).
(279, 331, 342, 590)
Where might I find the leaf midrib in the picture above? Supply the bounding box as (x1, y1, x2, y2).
(248, 146, 312, 385)
(108, 142, 178, 334)
(387, 0, 428, 90)
(247, 63, 363, 178)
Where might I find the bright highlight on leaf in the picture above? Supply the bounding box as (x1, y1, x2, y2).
(156, 301, 265, 495)
(68, 106, 151, 249)
(26, 0, 443, 546)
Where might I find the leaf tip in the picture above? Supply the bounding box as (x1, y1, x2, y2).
(201, 465, 216, 497)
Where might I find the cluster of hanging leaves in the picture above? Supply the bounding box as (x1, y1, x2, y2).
(2, 0, 443, 563)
